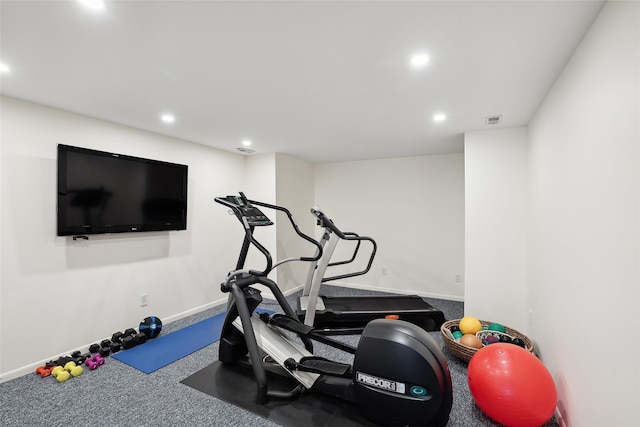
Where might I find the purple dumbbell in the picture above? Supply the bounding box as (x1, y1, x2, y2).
(94, 354, 105, 366)
(85, 354, 105, 370)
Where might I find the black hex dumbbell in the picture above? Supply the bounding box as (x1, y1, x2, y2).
(120, 328, 139, 349)
(109, 342, 122, 354)
(96, 339, 112, 357)
(122, 334, 136, 350)
(71, 351, 91, 365)
(123, 328, 136, 339)
(112, 331, 124, 343)
(134, 332, 148, 346)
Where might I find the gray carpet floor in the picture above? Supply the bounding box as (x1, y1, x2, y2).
(0, 285, 558, 426)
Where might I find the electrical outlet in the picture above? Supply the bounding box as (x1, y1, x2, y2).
(140, 294, 148, 307)
(455, 274, 462, 283)
(382, 266, 388, 275)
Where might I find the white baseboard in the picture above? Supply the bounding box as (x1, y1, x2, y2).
(324, 281, 465, 302)
(2, 283, 460, 384)
(260, 283, 305, 301)
(554, 406, 567, 427)
(0, 296, 228, 384)
(262, 281, 464, 304)
(161, 296, 228, 323)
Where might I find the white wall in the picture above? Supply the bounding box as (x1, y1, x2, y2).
(242, 154, 277, 282)
(0, 96, 246, 380)
(464, 127, 529, 330)
(275, 154, 316, 293)
(314, 154, 465, 300)
(528, 2, 639, 426)
(238, 153, 316, 295)
(464, 2, 639, 426)
(0, 95, 3, 376)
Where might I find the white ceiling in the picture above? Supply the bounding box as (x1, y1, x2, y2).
(0, 0, 604, 164)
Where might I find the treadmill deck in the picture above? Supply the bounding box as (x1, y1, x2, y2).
(297, 294, 446, 332)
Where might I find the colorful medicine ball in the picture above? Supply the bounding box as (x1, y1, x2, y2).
(459, 316, 482, 335)
(459, 334, 483, 349)
(487, 323, 506, 333)
(139, 316, 163, 338)
(468, 343, 557, 427)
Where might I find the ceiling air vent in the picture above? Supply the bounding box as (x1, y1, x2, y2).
(236, 147, 255, 154)
(485, 115, 502, 125)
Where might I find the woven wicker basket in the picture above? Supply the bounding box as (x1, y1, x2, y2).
(440, 319, 534, 363)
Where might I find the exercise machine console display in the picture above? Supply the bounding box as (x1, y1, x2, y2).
(220, 194, 273, 227)
(213, 192, 453, 427)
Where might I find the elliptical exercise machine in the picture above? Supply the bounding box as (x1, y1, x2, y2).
(215, 193, 452, 427)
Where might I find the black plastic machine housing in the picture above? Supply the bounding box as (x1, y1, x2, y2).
(354, 319, 453, 427)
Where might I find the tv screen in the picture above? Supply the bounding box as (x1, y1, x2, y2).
(57, 144, 188, 236)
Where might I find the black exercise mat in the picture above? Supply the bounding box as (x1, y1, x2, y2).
(181, 361, 378, 427)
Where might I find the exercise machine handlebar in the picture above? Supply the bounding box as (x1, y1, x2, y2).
(249, 197, 323, 264)
(215, 193, 324, 279)
(215, 194, 274, 278)
(310, 206, 377, 283)
(310, 206, 346, 239)
(327, 232, 361, 268)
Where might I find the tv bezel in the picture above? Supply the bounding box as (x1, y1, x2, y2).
(57, 144, 188, 236)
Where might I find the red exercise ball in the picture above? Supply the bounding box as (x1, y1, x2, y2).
(467, 343, 557, 427)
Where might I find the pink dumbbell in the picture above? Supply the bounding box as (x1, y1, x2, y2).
(85, 354, 105, 370)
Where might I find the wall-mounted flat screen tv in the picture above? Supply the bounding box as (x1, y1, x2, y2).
(57, 144, 188, 236)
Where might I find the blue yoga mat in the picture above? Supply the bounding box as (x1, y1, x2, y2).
(113, 310, 271, 374)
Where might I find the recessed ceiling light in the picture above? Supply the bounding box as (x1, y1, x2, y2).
(411, 54, 429, 67)
(242, 140, 252, 147)
(0, 63, 10, 73)
(433, 113, 447, 122)
(161, 114, 175, 124)
(78, 0, 105, 10)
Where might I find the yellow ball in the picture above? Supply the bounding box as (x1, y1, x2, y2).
(459, 316, 482, 335)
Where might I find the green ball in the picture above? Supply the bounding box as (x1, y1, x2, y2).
(452, 331, 463, 340)
(488, 323, 506, 333)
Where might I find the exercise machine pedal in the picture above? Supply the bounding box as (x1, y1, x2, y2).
(269, 314, 315, 335)
(285, 356, 352, 377)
